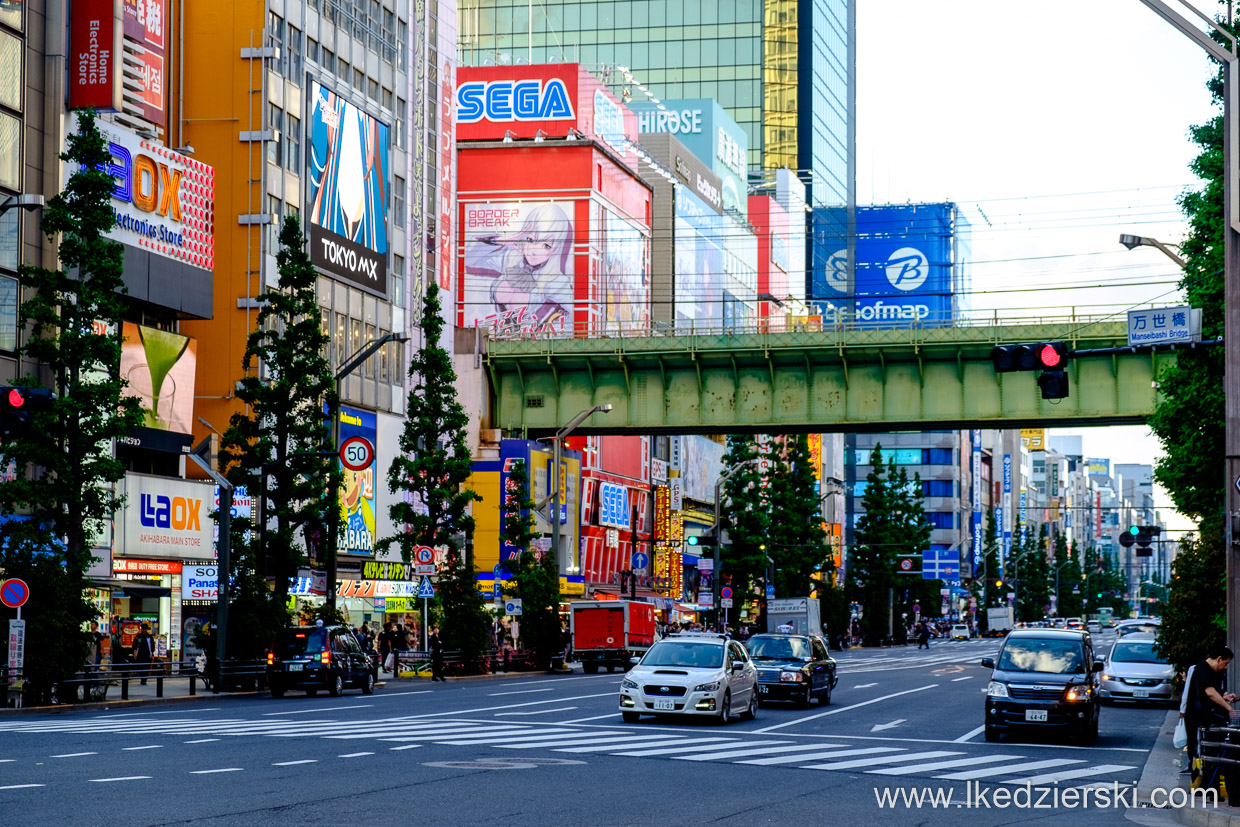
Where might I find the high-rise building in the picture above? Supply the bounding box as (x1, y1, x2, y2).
(456, 0, 855, 291)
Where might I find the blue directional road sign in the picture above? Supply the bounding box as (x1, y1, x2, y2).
(417, 578, 436, 599)
(765, 584, 775, 599)
(631, 551, 649, 570)
(922, 548, 959, 580)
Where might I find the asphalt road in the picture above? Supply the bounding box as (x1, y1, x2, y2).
(0, 633, 1186, 826)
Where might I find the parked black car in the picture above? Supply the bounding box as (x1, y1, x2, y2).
(746, 633, 837, 708)
(268, 624, 376, 698)
(981, 628, 1101, 743)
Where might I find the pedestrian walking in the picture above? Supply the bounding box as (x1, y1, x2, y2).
(379, 622, 394, 674)
(429, 626, 445, 682)
(917, 622, 931, 650)
(133, 622, 155, 685)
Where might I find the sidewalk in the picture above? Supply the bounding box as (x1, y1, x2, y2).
(1137, 708, 1240, 826)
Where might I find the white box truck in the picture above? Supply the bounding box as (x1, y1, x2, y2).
(766, 598, 823, 636)
(986, 606, 1013, 636)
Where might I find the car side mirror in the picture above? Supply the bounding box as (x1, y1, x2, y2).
(981, 657, 995, 669)
(1092, 660, 1104, 673)
(731, 662, 745, 672)
(629, 656, 641, 665)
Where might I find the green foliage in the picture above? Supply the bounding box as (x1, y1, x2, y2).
(221, 216, 334, 602)
(1051, 534, 1085, 619)
(767, 434, 831, 597)
(0, 111, 145, 697)
(1157, 531, 1226, 671)
(502, 460, 561, 668)
(718, 435, 770, 602)
(384, 283, 486, 666)
(812, 578, 850, 650)
(847, 445, 932, 642)
(1015, 525, 1050, 622)
(222, 571, 291, 661)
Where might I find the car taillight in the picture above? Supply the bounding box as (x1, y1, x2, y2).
(321, 650, 330, 665)
(267, 652, 273, 665)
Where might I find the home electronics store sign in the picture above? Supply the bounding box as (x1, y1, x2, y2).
(307, 81, 390, 296)
(68, 115, 216, 271)
(117, 473, 214, 559)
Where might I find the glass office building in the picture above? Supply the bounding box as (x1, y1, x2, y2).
(457, 0, 855, 287)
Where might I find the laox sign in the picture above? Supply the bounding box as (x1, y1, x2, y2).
(107, 142, 182, 221)
(140, 493, 203, 531)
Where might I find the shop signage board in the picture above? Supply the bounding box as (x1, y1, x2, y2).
(385, 597, 417, 613)
(8, 618, 25, 677)
(69, 0, 122, 110)
(115, 558, 182, 574)
(181, 565, 217, 601)
(117, 473, 214, 559)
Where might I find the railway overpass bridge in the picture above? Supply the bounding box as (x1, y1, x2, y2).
(481, 315, 1188, 436)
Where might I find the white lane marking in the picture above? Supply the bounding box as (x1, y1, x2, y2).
(1003, 764, 1136, 785)
(183, 739, 220, 744)
(952, 676, 974, 682)
(403, 692, 618, 718)
(675, 743, 844, 761)
(557, 713, 626, 724)
(869, 754, 1024, 776)
(936, 759, 1081, 780)
(806, 750, 962, 771)
(609, 739, 744, 757)
(753, 685, 938, 733)
(852, 683, 878, 689)
(89, 776, 153, 782)
(51, 752, 97, 758)
(952, 725, 986, 743)
(389, 745, 422, 751)
(496, 708, 580, 716)
(264, 704, 373, 716)
(338, 752, 374, 758)
(0, 784, 44, 790)
(122, 745, 163, 751)
(870, 719, 905, 733)
(375, 691, 434, 697)
(92, 709, 219, 718)
(190, 768, 245, 774)
(273, 760, 318, 766)
(488, 688, 557, 697)
(739, 747, 903, 766)
(0, 759, 14, 763)
(495, 674, 620, 687)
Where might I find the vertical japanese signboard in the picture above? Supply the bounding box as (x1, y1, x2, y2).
(122, 0, 166, 126)
(654, 485, 669, 543)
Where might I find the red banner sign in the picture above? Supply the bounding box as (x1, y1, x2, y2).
(114, 558, 182, 574)
(70, 0, 121, 111)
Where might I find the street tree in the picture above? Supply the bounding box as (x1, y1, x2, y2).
(1015, 525, 1050, 622)
(500, 458, 561, 668)
(221, 216, 334, 617)
(766, 434, 831, 597)
(718, 434, 770, 606)
(384, 282, 488, 667)
(0, 110, 145, 700)
(1051, 533, 1084, 619)
(1157, 532, 1225, 670)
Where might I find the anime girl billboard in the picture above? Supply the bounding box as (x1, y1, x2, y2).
(462, 201, 575, 335)
(600, 210, 649, 333)
(307, 81, 390, 296)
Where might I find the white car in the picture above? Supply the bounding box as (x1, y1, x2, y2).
(951, 624, 970, 641)
(619, 634, 758, 724)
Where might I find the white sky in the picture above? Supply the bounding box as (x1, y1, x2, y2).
(856, 0, 1226, 534)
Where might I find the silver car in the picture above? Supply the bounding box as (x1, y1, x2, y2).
(1098, 633, 1175, 704)
(620, 634, 758, 724)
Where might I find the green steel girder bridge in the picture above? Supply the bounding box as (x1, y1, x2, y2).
(482, 316, 1185, 436)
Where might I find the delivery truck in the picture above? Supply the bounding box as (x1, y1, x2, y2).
(570, 600, 656, 674)
(985, 606, 1013, 637)
(766, 598, 823, 636)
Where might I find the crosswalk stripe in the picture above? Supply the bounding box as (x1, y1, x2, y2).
(553, 736, 709, 752)
(1003, 764, 1137, 785)
(675, 743, 850, 762)
(505, 735, 674, 750)
(868, 754, 1025, 775)
(433, 729, 601, 745)
(805, 750, 962, 771)
(609, 739, 745, 757)
(739, 747, 903, 766)
(558, 737, 718, 754)
(936, 759, 1081, 780)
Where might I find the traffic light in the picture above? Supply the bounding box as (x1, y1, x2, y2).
(989, 342, 1070, 399)
(1119, 525, 1159, 557)
(0, 387, 52, 436)
(688, 525, 720, 547)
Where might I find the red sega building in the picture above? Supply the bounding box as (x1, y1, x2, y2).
(456, 64, 656, 598)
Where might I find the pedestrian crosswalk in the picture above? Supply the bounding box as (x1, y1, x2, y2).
(0, 714, 1139, 786)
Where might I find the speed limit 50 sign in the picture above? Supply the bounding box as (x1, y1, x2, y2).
(339, 436, 375, 471)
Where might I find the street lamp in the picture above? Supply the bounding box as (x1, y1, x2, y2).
(0, 194, 45, 214)
(535, 404, 612, 576)
(326, 331, 409, 611)
(1118, 233, 1187, 268)
(712, 458, 760, 623)
(1137, 0, 1240, 682)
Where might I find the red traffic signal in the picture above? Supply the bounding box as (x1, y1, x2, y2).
(1037, 343, 1067, 369)
(7, 389, 24, 408)
(990, 342, 1070, 374)
(0, 387, 53, 437)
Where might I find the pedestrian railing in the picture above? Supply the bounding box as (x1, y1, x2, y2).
(390, 648, 547, 678)
(1, 658, 271, 709)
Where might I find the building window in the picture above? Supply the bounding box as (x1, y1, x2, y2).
(285, 114, 300, 171)
(397, 21, 407, 70)
(0, 30, 20, 110)
(926, 512, 955, 530)
(393, 175, 405, 226)
(353, 67, 364, 90)
(268, 196, 283, 250)
(334, 312, 347, 366)
(368, 77, 379, 102)
(268, 13, 287, 73)
(0, 112, 17, 189)
(382, 87, 393, 111)
(322, 48, 334, 72)
(922, 480, 953, 498)
(319, 308, 331, 360)
(391, 254, 404, 308)
(0, 210, 15, 271)
(377, 328, 390, 382)
(288, 25, 303, 78)
(267, 105, 284, 166)
(307, 38, 319, 65)
(0, 275, 16, 351)
(350, 318, 362, 362)
(363, 323, 376, 377)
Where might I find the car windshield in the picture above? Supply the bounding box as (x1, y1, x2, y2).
(275, 629, 326, 657)
(997, 637, 1086, 674)
(1120, 624, 1159, 635)
(1110, 642, 1167, 664)
(747, 637, 811, 660)
(642, 641, 725, 669)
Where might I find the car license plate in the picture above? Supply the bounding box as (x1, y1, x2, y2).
(287, 663, 303, 672)
(653, 699, 675, 710)
(758, 685, 768, 694)
(1133, 689, 1149, 698)
(1025, 709, 1048, 722)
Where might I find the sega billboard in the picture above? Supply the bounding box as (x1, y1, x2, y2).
(456, 64, 639, 149)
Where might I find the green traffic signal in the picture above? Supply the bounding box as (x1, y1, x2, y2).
(687, 536, 699, 546)
(1128, 526, 1140, 536)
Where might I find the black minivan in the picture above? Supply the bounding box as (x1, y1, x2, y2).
(981, 629, 1101, 743)
(268, 624, 376, 698)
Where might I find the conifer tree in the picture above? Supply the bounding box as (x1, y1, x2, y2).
(767, 434, 831, 598)
(501, 459, 561, 668)
(718, 434, 770, 606)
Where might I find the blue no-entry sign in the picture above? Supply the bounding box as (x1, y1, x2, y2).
(417, 578, 436, 599)
(1, 578, 29, 608)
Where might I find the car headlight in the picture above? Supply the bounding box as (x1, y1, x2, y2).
(694, 681, 720, 692)
(780, 671, 804, 682)
(1065, 686, 1091, 702)
(1100, 673, 1112, 681)
(621, 678, 638, 690)
(987, 680, 1010, 698)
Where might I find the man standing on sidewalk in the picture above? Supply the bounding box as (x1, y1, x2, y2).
(429, 627, 445, 682)
(1185, 646, 1236, 786)
(133, 623, 155, 686)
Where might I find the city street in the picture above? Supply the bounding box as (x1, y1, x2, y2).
(0, 632, 1183, 825)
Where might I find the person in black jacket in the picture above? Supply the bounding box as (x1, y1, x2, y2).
(429, 627, 445, 682)
(133, 623, 155, 685)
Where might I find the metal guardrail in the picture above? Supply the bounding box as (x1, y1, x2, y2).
(1, 659, 270, 708)
(391, 648, 551, 677)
